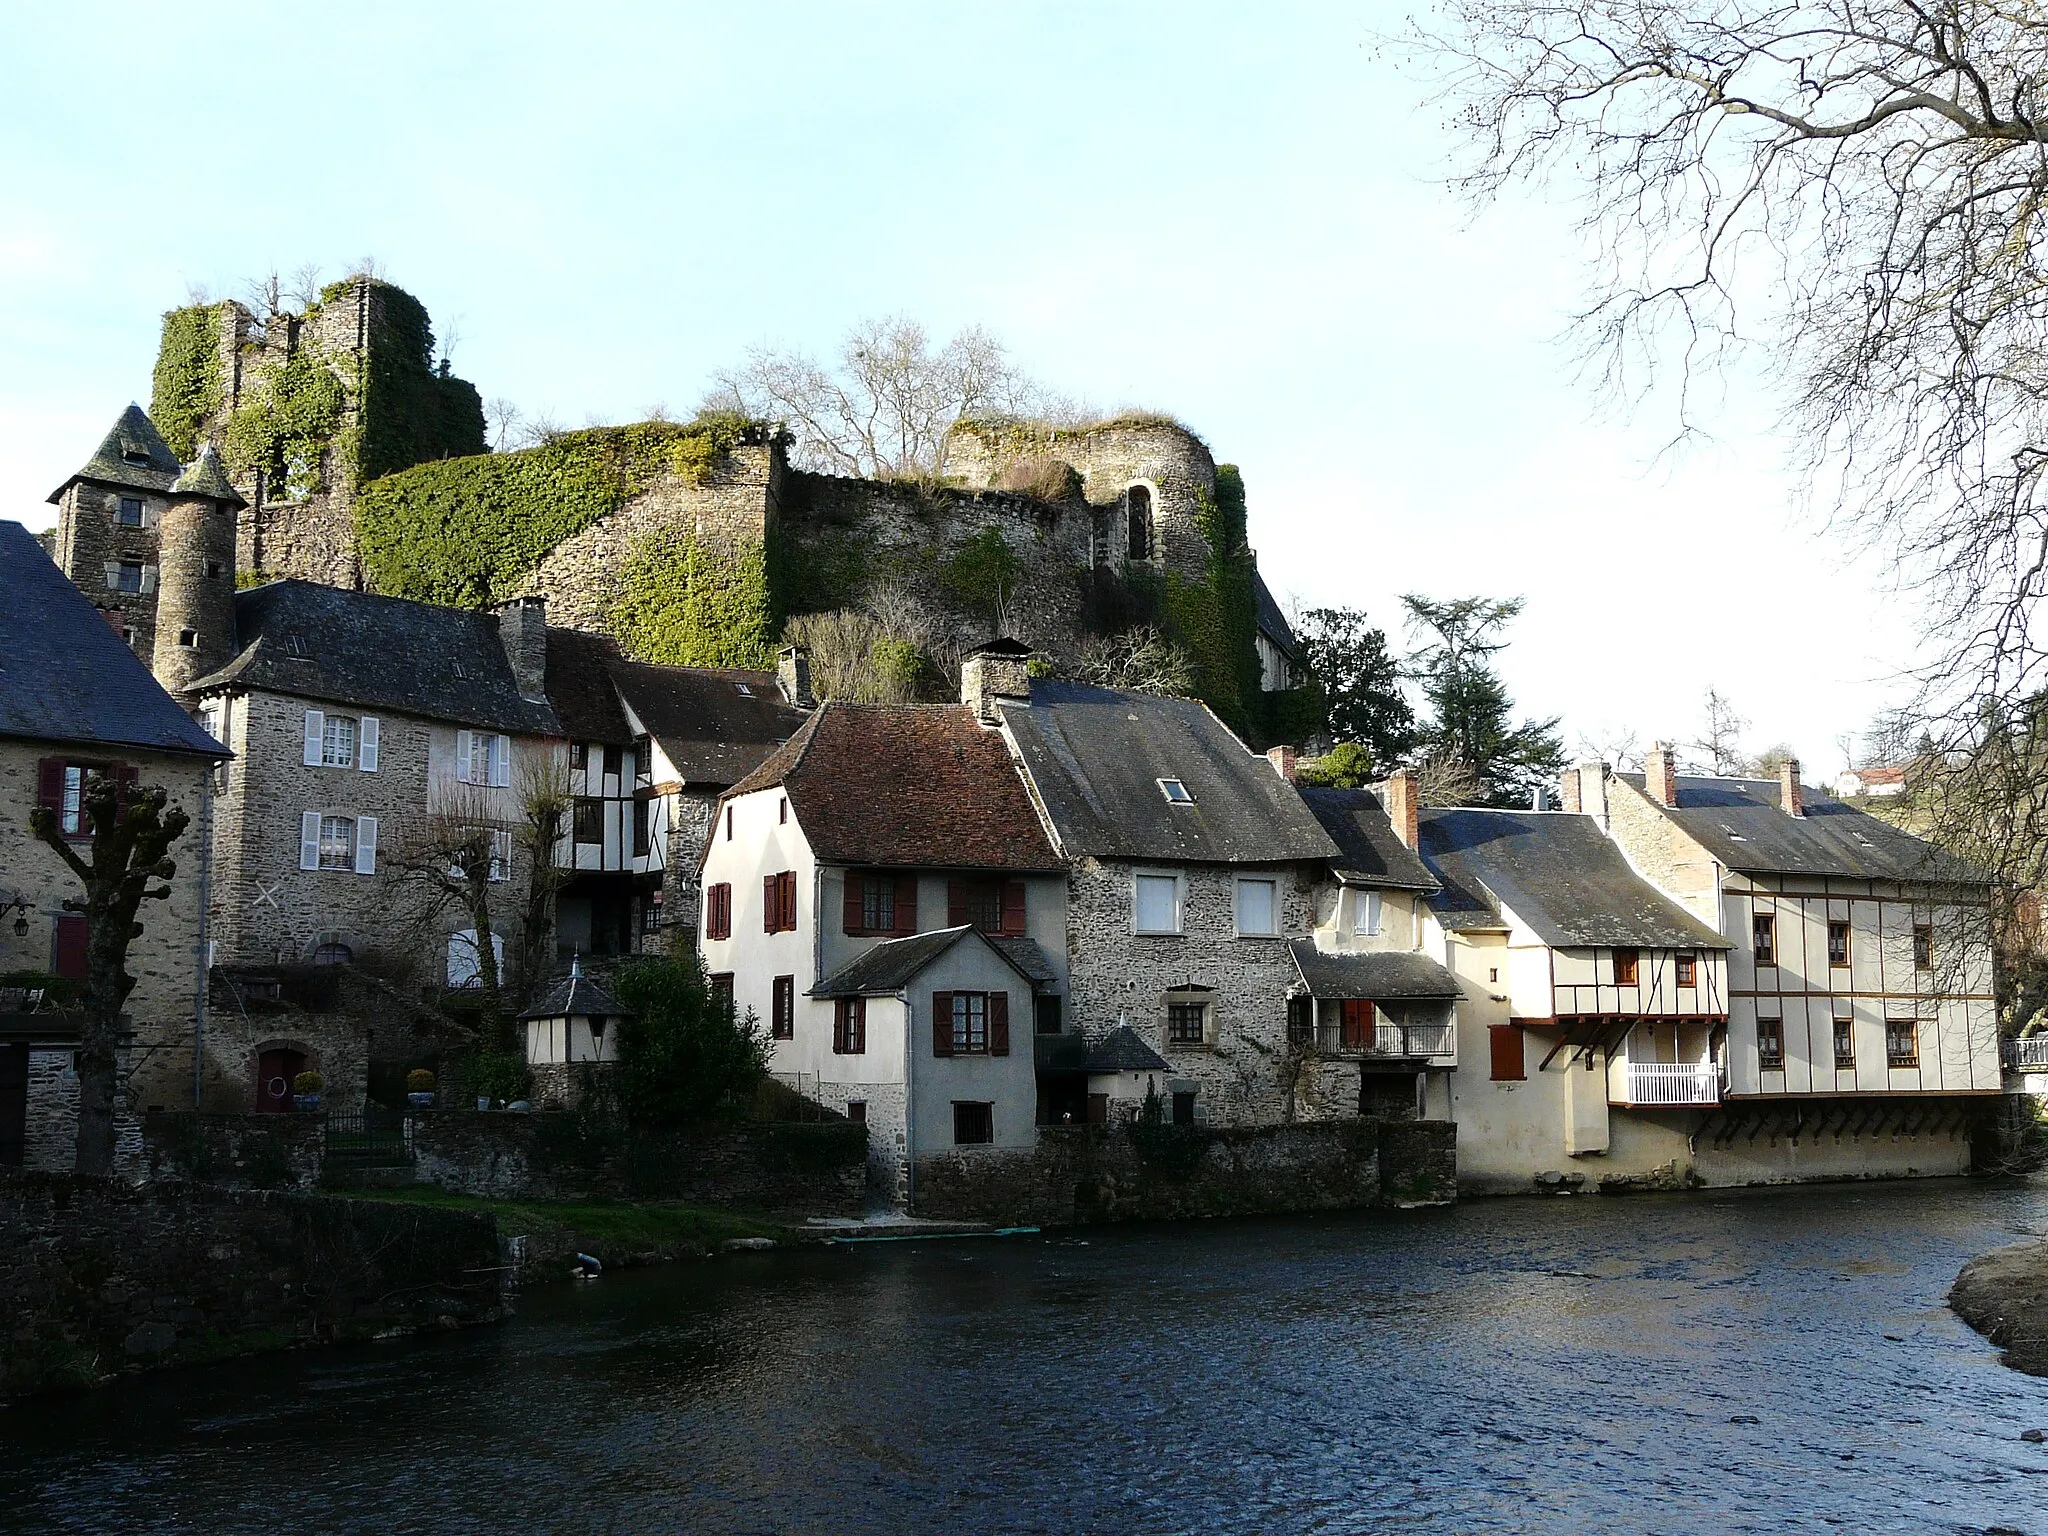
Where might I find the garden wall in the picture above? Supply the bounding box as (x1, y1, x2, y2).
(141, 1111, 325, 1190)
(0, 1173, 501, 1398)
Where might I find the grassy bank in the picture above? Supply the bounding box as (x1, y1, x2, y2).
(353, 1188, 792, 1272)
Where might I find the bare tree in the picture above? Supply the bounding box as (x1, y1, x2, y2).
(1573, 725, 1645, 773)
(1410, 751, 1486, 808)
(1075, 626, 1198, 697)
(1691, 688, 1750, 776)
(511, 758, 571, 1008)
(485, 398, 526, 453)
(29, 777, 190, 1176)
(705, 315, 1061, 477)
(781, 607, 929, 703)
(384, 784, 511, 1021)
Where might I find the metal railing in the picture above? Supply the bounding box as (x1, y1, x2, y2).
(1623, 1062, 1721, 1106)
(2009, 1036, 2048, 1070)
(1317, 1021, 1455, 1059)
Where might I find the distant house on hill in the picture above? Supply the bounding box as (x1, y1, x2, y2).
(1832, 763, 1910, 799)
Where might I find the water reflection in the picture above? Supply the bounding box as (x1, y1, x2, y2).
(5, 1182, 2048, 1534)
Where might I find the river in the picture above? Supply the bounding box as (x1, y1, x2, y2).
(5, 1181, 2048, 1535)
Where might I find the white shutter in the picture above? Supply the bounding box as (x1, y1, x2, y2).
(456, 730, 473, 784)
(299, 811, 321, 870)
(355, 815, 378, 874)
(303, 711, 324, 767)
(140, 565, 158, 594)
(490, 734, 511, 787)
(358, 716, 379, 773)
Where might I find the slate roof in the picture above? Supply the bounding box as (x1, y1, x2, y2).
(999, 681, 1339, 864)
(543, 627, 633, 743)
(725, 704, 1062, 872)
(611, 660, 806, 787)
(519, 966, 628, 1021)
(1419, 808, 1730, 949)
(47, 405, 183, 501)
(1618, 773, 1984, 884)
(169, 443, 247, 507)
(1251, 566, 1303, 663)
(1081, 1023, 1172, 1074)
(190, 580, 559, 736)
(808, 925, 1042, 997)
(989, 935, 1059, 987)
(1287, 942, 1464, 1000)
(0, 521, 227, 758)
(1298, 787, 1440, 891)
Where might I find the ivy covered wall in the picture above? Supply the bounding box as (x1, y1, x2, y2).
(149, 303, 230, 461)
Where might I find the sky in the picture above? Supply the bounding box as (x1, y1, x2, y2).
(0, 2, 1917, 775)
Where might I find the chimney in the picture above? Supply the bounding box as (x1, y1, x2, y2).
(1779, 757, 1805, 818)
(1558, 766, 1582, 814)
(1266, 745, 1297, 783)
(1382, 769, 1419, 850)
(777, 644, 815, 709)
(1645, 741, 1678, 807)
(959, 638, 1033, 725)
(493, 595, 548, 699)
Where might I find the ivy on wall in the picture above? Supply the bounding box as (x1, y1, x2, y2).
(150, 304, 229, 461)
(336, 280, 487, 480)
(611, 525, 774, 667)
(223, 352, 347, 498)
(354, 420, 747, 605)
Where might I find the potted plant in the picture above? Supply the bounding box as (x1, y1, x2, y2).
(292, 1070, 324, 1112)
(406, 1068, 437, 1109)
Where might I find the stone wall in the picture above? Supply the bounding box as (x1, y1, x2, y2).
(23, 1051, 144, 1177)
(911, 1117, 1456, 1224)
(52, 480, 167, 659)
(141, 1111, 325, 1190)
(0, 1173, 501, 1398)
(409, 1112, 868, 1213)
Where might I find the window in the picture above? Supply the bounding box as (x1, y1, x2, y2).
(704, 882, 732, 941)
(734, 681, 753, 697)
(1167, 1001, 1208, 1047)
(1833, 1008, 1856, 1069)
(952, 993, 990, 1052)
(779, 796, 787, 824)
(1828, 920, 1851, 968)
(1287, 996, 1313, 1046)
(639, 895, 661, 936)
(948, 877, 1024, 936)
(1126, 484, 1152, 562)
(833, 997, 867, 1055)
(763, 871, 797, 933)
(205, 561, 224, 579)
(1488, 1024, 1525, 1081)
(1914, 924, 1934, 972)
(1753, 913, 1777, 967)
(321, 714, 357, 768)
(488, 828, 512, 882)
(458, 731, 511, 787)
(1757, 1017, 1784, 1070)
(572, 798, 603, 843)
(725, 805, 733, 840)
(1674, 953, 1697, 987)
(571, 743, 588, 771)
(1158, 778, 1194, 805)
(845, 871, 915, 937)
(1488, 967, 1499, 983)
(632, 796, 651, 858)
(1171, 1090, 1197, 1126)
(709, 972, 734, 1012)
(633, 738, 652, 785)
(300, 811, 375, 874)
(447, 929, 504, 988)
(117, 496, 144, 527)
(1034, 995, 1062, 1035)
(110, 560, 144, 594)
(1613, 948, 1640, 986)
(602, 744, 621, 779)
(1134, 873, 1182, 935)
(953, 1101, 995, 1146)
(318, 815, 356, 870)
(1354, 890, 1383, 937)
(846, 1100, 867, 1125)
(861, 874, 894, 933)
(38, 760, 120, 839)
(1886, 1016, 1920, 1068)
(304, 711, 377, 772)
(930, 990, 1010, 1056)
(176, 629, 197, 647)
(771, 976, 795, 1040)
(1234, 878, 1279, 938)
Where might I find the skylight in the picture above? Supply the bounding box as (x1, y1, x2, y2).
(734, 682, 753, 696)
(1720, 823, 1747, 842)
(1159, 778, 1195, 805)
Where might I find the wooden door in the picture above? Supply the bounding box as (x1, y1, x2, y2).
(0, 1046, 27, 1166)
(255, 1047, 305, 1114)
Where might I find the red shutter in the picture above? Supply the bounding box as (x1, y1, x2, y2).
(851, 997, 866, 1054)
(113, 763, 138, 812)
(931, 992, 954, 1057)
(780, 871, 797, 931)
(52, 915, 88, 981)
(895, 875, 918, 936)
(35, 758, 64, 815)
(1001, 880, 1026, 937)
(764, 875, 777, 932)
(989, 992, 1010, 1056)
(843, 873, 865, 935)
(1488, 1024, 1526, 1082)
(947, 880, 966, 928)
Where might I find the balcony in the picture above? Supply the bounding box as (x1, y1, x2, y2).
(1317, 1021, 1455, 1060)
(2009, 1036, 2048, 1070)
(1621, 1062, 1721, 1106)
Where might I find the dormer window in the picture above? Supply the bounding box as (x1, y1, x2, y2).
(121, 446, 151, 464)
(734, 682, 753, 696)
(1159, 778, 1194, 805)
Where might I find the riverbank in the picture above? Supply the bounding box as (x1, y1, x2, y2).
(1952, 1234, 2048, 1375)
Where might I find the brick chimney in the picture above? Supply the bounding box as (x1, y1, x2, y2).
(777, 644, 815, 709)
(493, 595, 548, 700)
(1563, 760, 1610, 824)
(1779, 757, 1805, 818)
(1382, 769, 1418, 849)
(1644, 741, 1679, 807)
(1266, 745, 1296, 783)
(960, 638, 1033, 725)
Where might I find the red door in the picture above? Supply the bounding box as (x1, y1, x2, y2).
(255, 1048, 305, 1114)
(51, 915, 87, 981)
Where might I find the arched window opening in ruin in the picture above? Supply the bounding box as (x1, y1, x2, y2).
(1126, 485, 1153, 563)
(312, 941, 354, 966)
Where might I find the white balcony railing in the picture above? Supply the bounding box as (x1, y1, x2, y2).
(2010, 1036, 2048, 1070)
(1623, 1062, 1721, 1106)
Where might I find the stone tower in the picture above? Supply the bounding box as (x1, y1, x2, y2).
(48, 404, 187, 658)
(150, 443, 246, 700)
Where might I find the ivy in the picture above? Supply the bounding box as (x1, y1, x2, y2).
(940, 527, 1023, 626)
(345, 281, 487, 480)
(610, 525, 774, 668)
(150, 304, 228, 460)
(223, 352, 347, 498)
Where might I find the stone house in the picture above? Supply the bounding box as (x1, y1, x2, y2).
(0, 520, 228, 1164)
(697, 698, 1067, 1199)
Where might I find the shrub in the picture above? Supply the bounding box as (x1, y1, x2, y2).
(468, 1048, 530, 1107)
(1297, 741, 1376, 789)
(406, 1068, 436, 1094)
(292, 1071, 324, 1095)
(612, 951, 770, 1127)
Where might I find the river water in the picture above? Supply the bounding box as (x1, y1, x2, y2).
(6, 1182, 2048, 1535)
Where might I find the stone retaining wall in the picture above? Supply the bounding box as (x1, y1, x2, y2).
(0, 1173, 502, 1398)
(141, 1111, 324, 1190)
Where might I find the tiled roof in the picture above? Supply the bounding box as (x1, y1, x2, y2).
(519, 966, 628, 1021)
(808, 925, 1042, 997)
(1419, 808, 1729, 949)
(1618, 773, 1983, 884)
(169, 443, 247, 508)
(190, 581, 559, 736)
(47, 405, 182, 501)
(1081, 1023, 1171, 1074)
(1298, 787, 1439, 890)
(727, 704, 1062, 872)
(1287, 942, 1463, 1000)
(999, 681, 1339, 864)
(543, 627, 633, 744)
(0, 520, 227, 758)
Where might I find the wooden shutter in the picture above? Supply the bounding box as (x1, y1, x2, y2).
(843, 873, 865, 935)
(35, 759, 63, 816)
(1488, 1024, 1525, 1082)
(989, 992, 1010, 1056)
(303, 710, 324, 766)
(780, 871, 796, 931)
(456, 730, 473, 783)
(763, 875, 777, 932)
(947, 880, 966, 928)
(931, 991, 954, 1056)
(354, 815, 378, 875)
(895, 875, 918, 935)
(490, 734, 511, 787)
(299, 811, 322, 870)
(113, 764, 138, 813)
(358, 716, 379, 773)
(52, 914, 88, 981)
(1001, 880, 1026, 936)
(851, 996, 866, 1054)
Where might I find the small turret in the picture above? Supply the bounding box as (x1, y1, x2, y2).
(151, 443, 245, 701)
